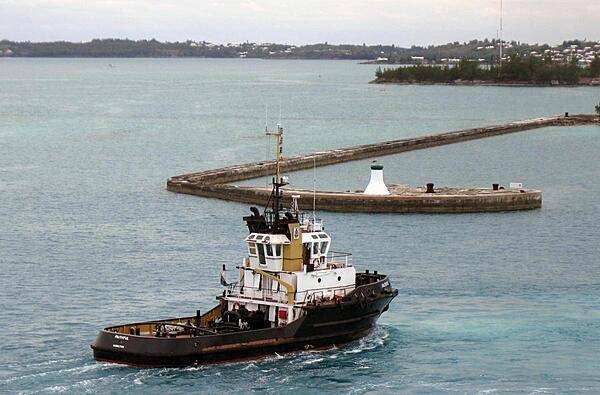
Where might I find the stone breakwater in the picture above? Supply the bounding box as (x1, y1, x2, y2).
(167, 114, 597, 213)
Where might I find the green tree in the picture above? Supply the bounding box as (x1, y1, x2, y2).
(590, 55, 600, 77)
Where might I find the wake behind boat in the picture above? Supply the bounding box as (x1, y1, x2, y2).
(91, 124, 397, 367)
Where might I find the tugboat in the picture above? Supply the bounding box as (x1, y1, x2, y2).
(91, 125, 398, 367)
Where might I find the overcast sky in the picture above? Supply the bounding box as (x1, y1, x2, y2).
(1, 0, 599, 46)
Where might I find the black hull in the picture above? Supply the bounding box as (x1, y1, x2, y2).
(92, 291, 396, 367)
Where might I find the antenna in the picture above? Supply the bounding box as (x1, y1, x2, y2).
(265, 103, 268, 133)
(312, 156, 316, 222)
(279, 97, 282, 126)
(499, 0, 503, 71)
(265, 104, 269, 189)
(266, 123, 286, 229)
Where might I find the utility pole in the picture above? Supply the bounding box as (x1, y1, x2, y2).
(499, 0, 503, 76)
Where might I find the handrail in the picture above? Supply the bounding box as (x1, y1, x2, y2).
(148, 322, 217, 335)
(251, 267, 296, 305)
(327, 251, 352, 257)
(226, 282, 354, 306)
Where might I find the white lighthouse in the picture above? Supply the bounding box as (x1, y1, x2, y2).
(364, 164, 390, 195)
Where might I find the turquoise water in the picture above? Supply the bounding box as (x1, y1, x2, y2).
(1, 58, 599, 393)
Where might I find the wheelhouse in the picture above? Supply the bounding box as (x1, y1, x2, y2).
(245, 233, 290, 271)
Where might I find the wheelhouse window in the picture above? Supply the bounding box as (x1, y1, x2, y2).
(313, 242, 319, 255)
(258, 244, 266, 265)
(320, 241, 328, 254)
(248, 242, 257, 256)
(263, 243, 282, 258)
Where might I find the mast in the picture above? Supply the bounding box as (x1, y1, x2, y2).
(266, 124, 287, 229)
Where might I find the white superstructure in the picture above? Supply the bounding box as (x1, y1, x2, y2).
(224, 213, 355, 327)
(221, 124, 356, 328)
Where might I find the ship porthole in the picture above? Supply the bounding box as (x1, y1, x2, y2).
(317, 278, 321, 283)
(337, 276, 341, 281)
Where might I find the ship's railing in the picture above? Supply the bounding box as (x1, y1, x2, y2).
(226, 283, 354, 306)
(300, 214, 323, 232)
(297, 286, 353, 305)
(226, 284, 290, 304)
(323, 251, 352, 269)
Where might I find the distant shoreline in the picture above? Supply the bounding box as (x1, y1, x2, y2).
(3, 38, 599, 65)
(371, 78, 600, 87)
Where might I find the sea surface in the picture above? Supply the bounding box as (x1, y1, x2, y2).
(1, 58, 599, 394)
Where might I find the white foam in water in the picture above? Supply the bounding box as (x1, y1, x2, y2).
(303, 358, 324, 365)
(182, 366, 207, 372)
(529, 388, 556, 394)
(42, 375, 118, 393)
(21, 357, 81, 369)
(1, 363, 103, 385)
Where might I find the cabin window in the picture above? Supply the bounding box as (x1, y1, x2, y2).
(258, 244, 266, 265)
(275, 244, 282, 257)
(318, 234, 327, 239)
(320, 241, 328, 254)
(263, 277, 272, 292)
(266, 244, 273, 256)
(248, 243, 257, 256)
(313, 242, 319, 255)
(303, 243, 311, 265)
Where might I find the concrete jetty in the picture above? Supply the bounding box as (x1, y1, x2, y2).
(167, 114, 597, 213)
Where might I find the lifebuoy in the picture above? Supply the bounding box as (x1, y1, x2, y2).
(233, 302, 240, 310)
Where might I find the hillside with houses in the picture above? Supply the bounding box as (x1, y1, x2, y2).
(1, 38, 599, 67)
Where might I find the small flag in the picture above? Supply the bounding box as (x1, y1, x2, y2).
(220, 264, 230, 287)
